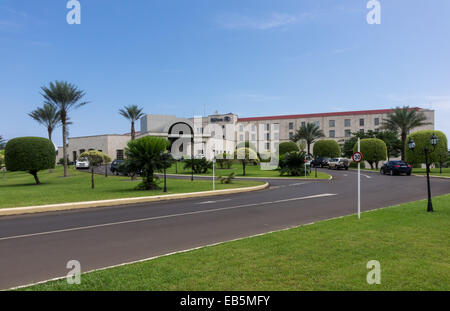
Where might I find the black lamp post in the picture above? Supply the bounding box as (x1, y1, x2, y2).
(408, 133, 438, 212)
(160, 151, 168, 193)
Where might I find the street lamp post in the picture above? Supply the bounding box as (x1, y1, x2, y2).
(160, 151, 168, 193)
(408, 134, 438, 212)
(167, 122, 194, 181)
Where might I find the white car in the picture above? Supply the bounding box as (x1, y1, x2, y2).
(75, 158, 90, 169)
(328, 158, 349, 170)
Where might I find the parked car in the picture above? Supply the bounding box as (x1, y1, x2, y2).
(380, 161, 412, 176)
(310, 157, 330, 168)
(75, 158, 89, 169)
(110, 159, 126, 175)
(328, 158, 350, 170)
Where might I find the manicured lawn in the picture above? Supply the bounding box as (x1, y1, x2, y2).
(24, 194, 450, 291)
(168, 162, 330, 179)
(413, 167, 450, 177)
(0, 166, 264, 209)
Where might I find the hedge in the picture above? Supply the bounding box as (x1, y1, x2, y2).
(313, 140, 341, 158)
(405, 130, 448, 164)
(279, 142, 299, 156)
(5, 137, 56, 184)
(352, 138, 387, 166)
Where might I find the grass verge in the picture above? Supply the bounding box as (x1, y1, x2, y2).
(0, 166, 264, 209)
(168, 162, 330, 179)
(23, 194, 450, 290)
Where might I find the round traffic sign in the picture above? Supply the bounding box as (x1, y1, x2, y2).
(352, 152, 363, 163)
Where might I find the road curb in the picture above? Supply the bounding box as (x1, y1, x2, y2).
(0, 183, 269, 217)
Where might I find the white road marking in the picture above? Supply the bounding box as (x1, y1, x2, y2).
(288, 182, 307, 187)
(0, 193, 338, 242)
(196, 199, 231, 205)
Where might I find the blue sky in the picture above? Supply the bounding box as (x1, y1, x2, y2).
(1, 0, 449, 146)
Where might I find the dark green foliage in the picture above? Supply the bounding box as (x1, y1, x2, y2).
(313, 140, 341, 158)
(291, 122, 324, 155)
(381, 106, 431, 160)
(216, 152, 233, 169)
(279, 142, 299, 156)
(279, 151, 309, 176)
(123, 136, 169, 190)
(5, 137, 56, 184)
(352, 138, 387, 169)
(405, 130, 448, 165)
(349, 161, 366, 169)
(183, 158, 213, 174)
(342, 130, 402, 160)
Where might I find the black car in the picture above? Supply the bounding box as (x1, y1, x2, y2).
(110, 160, 126, 175)
(310, 157, 330, 168)
(380, 161, 412, 176)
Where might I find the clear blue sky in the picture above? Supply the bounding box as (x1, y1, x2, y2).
(1, 0, 449, 146)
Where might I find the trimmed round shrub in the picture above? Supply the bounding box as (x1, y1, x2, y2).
(352, 138, 387, 168)
(313, 140, 341, 158)
(405, 130, 448, 165)
(279, 142, 299, 156)
(5, 137, 56, 184)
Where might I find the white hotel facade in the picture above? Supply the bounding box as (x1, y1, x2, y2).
(57, 108, 435, 163)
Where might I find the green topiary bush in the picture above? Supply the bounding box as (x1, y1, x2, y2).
(313, 140, 341, 158)
(279, 142, 299, 156)
(5, 137, 56, 184)
(405, 130, 448, 165)
(279, 151, 309, 176)
(352, 138, 387, 169)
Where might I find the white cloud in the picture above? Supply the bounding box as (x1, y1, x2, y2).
(216, 13, 311, 31)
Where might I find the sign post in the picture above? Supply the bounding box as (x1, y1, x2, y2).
(212, 156, 216, 191)
(352, 139, 363, 219)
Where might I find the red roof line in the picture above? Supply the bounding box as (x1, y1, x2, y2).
(237, 108, 422, 122)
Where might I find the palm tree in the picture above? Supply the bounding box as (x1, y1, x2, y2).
(0, 135, 5, 150)
(291, 122, 324, 156)
(119, 105, 145, 140)
(41, 81, 88, 177)
(28, 103, 60, 143)
(381, 106, 430, 160)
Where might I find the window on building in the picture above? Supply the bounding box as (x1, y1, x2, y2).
(374, 118, 380, 126)
(329, 120, 335, 127)
(266, 133, 270, 140)
(345, 130, 351, 138)
(79, 149, 85, 154)
(251, 134, 256, 141)
(239, 134, 244, 141)
(274, 132, 279, 140)
(73, 151, 77, 162)
(265, 124, 270, 131)
(239, 125, 244, 132)
(289, 132, 294, 140)
(329, 130, 335, 138)
(301, 121, 306, 127)
(273, 123, 279, 131)
(251, 124, 256, 131)
(289, 122, 294, 130)
(345, 119, 351, 127)
(266, 142, 270, 150)
(360, 129, 364, 134)
(360, 118, 365, 126)
(116, 150, 124, 160)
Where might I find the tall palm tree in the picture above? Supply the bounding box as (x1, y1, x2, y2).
(119, 105, 145, 140)
(291, 122, 324, 156)
(0, 135, 5, 150)
(41, 81, 88, 177)
(28, 103, 61, 142)
(381, 106, 430, 160)
(119, 105, 145, 180)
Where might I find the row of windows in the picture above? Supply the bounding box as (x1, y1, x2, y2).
(288, 128, 370, 139)
(287, 118, 380, 129)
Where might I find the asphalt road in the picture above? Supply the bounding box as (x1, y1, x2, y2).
(0, 169, 449, 290)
